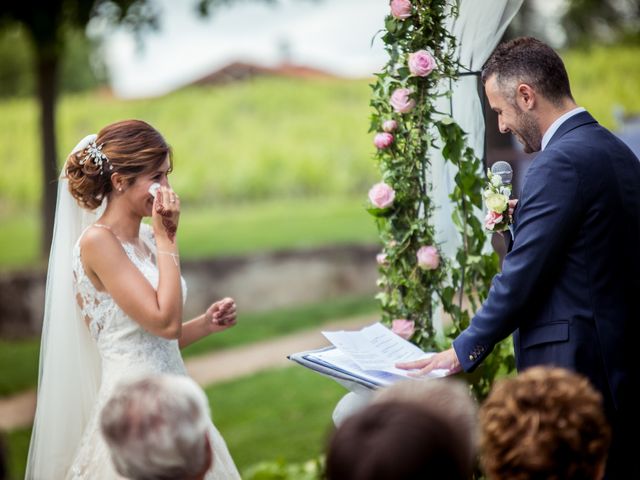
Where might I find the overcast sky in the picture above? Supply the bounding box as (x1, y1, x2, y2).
(102, 0, 390, 98)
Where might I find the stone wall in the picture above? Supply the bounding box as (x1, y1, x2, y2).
(0, 244, 380, 338)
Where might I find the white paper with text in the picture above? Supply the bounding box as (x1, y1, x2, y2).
(322, 322, 435, 370)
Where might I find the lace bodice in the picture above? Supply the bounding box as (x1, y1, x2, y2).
(68, 223, 240, 480)
(72, 223, 187, 378)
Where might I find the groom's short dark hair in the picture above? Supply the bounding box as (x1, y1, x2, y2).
(482, 37, 574, 106)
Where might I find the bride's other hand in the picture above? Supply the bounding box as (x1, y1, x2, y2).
(204, 297, 237, 332)
(152, 186, 180, 244)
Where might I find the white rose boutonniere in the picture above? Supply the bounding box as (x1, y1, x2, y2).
(483, 169, 512, 232)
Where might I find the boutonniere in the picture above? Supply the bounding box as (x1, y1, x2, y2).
(483, 169, 512, 232)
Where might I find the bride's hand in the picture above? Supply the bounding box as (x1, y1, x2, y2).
(204, 297, 237, 332)
(152, 186, 180, 244)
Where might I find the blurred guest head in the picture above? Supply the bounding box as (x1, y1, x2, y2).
(326, 378, 477, 480)
(479, 366, 611, 480)
(100, 374, 212, 480)
(373, 377, 478, 467)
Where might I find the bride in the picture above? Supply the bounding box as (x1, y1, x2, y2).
(26, 120, 241, 479)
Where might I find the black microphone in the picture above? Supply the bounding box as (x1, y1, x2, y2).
(490, 161, 513, 187)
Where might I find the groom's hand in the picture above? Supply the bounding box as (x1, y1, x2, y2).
(396, 348, 461, 376)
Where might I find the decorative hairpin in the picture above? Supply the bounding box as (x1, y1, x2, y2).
(80, 141, 113, 175)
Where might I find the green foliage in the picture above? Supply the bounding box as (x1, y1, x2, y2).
(368, 0, 509, 399)
(370, 0, 458, 350)
(0, 25, 34, 97)
(561, 44, 640, 128)
(0, 77, 376, 211)
(561, 0, 640, 47)
(0, 22, 105, 98)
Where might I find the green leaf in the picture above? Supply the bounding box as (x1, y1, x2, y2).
(366, 206, 394, 218)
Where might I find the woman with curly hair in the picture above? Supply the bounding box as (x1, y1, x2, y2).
(479, 366, 611, 480)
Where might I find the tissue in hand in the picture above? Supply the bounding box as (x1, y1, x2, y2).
(148, 183, 161, 198)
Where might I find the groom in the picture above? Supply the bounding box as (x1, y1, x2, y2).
(399, 37, 640, 479)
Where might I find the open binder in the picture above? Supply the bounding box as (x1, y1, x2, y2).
(288, 323, 448, 391)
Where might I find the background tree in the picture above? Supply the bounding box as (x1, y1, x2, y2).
(0, 0, 285, 258)
(562, 0, 640, 46)
(0, 0, 160, 257)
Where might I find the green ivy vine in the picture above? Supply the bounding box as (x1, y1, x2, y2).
(368, 0, 514, 399)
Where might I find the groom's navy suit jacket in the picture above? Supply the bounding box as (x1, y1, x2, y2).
(453, 111, 640, 461)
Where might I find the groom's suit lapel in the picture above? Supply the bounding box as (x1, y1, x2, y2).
(507, 111, 597, 252)
(545, 111, 598, 148)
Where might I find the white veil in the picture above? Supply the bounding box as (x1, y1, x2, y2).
(26, 135, 105, 480)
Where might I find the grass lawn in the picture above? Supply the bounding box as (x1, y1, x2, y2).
(2, 366, 347, 480)
(0, 338, 41, 397)
(207, 366, 344, 476)
(3, 428, 31, 480)
(0, 294, 378, 397)
(181, 294, 378, 358)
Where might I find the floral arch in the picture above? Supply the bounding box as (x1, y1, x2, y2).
(368, 0, 522, 397)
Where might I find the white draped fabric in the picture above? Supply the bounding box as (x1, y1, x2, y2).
(431, 0, 523, 259)
(428, 0, 522, 335)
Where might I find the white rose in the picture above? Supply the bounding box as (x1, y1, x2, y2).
(485, 192, 508, 213)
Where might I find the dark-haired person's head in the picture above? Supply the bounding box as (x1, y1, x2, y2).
(325, 401, 471, 480)
(481, 36, 573, 107)
(481, 37, 577, 154)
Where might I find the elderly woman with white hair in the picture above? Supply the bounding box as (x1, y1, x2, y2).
(100, 374, 213, 480)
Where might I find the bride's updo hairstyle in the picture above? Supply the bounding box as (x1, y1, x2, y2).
(66, 119, 172, 210)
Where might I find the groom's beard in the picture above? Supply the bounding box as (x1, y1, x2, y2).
(514, 108, 542, 153)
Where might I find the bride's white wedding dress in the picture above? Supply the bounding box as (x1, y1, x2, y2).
(67, 223, 240, 480)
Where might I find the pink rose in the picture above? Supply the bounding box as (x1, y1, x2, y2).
(390, 88, 416, 114)
(416, 245, 440, 270)
(382, 120, 398, 133)
(390, 0, 412, 20)
(373, 132, 394, 149)
(484, 210, 504, 231)
(376, 253, 388, 265)
(391, 319, 415, 340)
(368, 182, 396, 209)
(408, 50, 436, 77)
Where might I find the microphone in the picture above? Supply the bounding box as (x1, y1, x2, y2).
(491, 161, 515, 239)
(491, 161, 513, 186)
